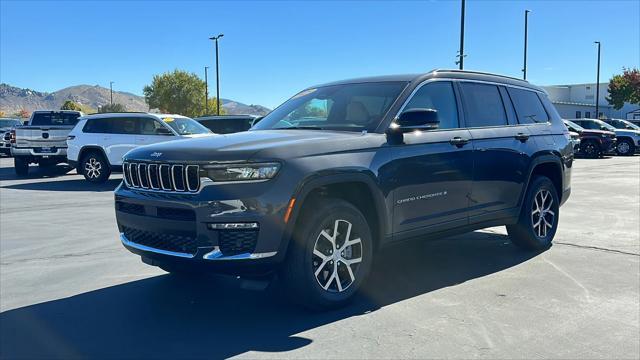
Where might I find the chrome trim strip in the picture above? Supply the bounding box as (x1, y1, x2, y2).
(202, 248, 278, 260)
(159, 164, 171, 191)
(120, 233, 195, 259)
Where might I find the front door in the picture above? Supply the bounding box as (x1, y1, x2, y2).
(388, 81, 474, 235)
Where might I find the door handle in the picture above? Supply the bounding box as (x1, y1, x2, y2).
(449, 137, 470, 148)
(515, 133, 530, 142)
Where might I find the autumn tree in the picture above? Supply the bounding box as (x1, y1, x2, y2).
(143, 69, 224, 117)
(14, 109, 30, 119)
(607, 68, 640, 110)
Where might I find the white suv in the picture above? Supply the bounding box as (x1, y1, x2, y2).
(67, 113, 213, 183)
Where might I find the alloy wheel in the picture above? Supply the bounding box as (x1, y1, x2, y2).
(312, 219, 363, 293)
(584, 143, 597, 157)
(85, 158, 102, 179)
(531, 189, 555, 238)
(617, 141, 631, 155)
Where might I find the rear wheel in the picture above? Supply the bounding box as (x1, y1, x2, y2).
(616, 138, 635, 156)
(580, 140, 600, 158)
(282, 198, 373, 310)
(14, 157, 28, 176)
(507, 176, 559, 250)
(81, 151, 111, 183)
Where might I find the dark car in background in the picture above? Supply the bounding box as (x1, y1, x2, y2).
(195, 115, 261, 134)
(564, 119, 616, 158)
(0, 118, 23, 156)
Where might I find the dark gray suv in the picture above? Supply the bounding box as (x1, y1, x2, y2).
(115, 69, 573, 308)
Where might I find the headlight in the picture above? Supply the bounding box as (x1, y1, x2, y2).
(201, 162, 280, 182)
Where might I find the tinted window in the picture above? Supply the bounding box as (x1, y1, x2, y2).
(139, 118, 171, 135)
(201, 119, 252, 134)
(575, 111, 581, 118)
(109, 118, 139, 134)
(83, 118, 112, 133)
(31, 112, 81, 126)
(460, 83, 507, 127)
(404, 81, 459, 129)
(506, 88, 549, 124)
(585, 112, 591, 118)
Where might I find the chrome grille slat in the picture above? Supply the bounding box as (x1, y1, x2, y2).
(123, 161, 199, 193)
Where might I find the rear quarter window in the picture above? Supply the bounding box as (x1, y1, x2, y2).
(83, 118, 112, 133)
(506, 88, 549, 124)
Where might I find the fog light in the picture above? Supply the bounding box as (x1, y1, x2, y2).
(208, 222, 259, 230)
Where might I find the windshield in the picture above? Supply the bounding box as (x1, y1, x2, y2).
(252, 82, 408, 132)
(594, 119, 617, 132)
(161, 116, 211, 135)
(564, 120, 584, 132)
(0, 119, 21, 128)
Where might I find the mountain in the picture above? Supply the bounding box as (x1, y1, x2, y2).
(0, 83, 271, 116)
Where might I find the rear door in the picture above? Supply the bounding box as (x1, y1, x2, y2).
(103, 117, 139, 165)
(460, 82, 539, 223)
(389, 81, 474, 234)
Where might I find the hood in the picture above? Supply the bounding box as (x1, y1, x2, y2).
(614, 129, 640, 137)
(124, 130, 386, 163)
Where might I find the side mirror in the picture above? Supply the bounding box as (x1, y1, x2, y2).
(386, 108, 439, 145)
(155, 127, 173, 136)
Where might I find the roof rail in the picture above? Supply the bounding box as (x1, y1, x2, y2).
(431, 69, 529, 83)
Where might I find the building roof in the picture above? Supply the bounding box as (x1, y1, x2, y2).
(552, 100, 611, 108)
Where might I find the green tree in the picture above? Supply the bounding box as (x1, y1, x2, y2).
(606, 68, 640, 110)
(143, 69, 224, 117)
(61, 100, 83, 111)
(99, 103, 127, 113)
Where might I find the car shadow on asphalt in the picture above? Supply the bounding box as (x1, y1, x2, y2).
(0, 231, 540, 359)
(0, 164, 74, 181)
(1, 178, 122, 192)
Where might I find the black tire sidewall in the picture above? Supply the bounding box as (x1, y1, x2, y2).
(287, 199, 373, 308)
(81, 151, 110, 183)
(581, 141, 600, 158)
(521, 177, 559, 248)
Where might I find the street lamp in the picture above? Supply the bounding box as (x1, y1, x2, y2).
(456, 0, 466, 70)
(209, 34, 224, 115)
(522, 10, 531, 80)
(204, 66, 210, 115)
(109, 81, 114, 105)
(594, 41, 601, 119)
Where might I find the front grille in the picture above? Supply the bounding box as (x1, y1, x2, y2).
(123, 161, 200, 193)
(218, 230, 258, 256)
(123, 226, 199, 255)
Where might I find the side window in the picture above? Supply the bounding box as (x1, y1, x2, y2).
(460, 83, 507, 127)
(506, 88, 549, 124)
(109, 118, 139, 135)
(576, 111, 581, 118)
(139, 118, 168, 135)
(83, 118, 111, 133)
(404, 81, 459, 129)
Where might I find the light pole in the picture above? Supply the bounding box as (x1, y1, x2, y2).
(109, 81, 114, 105)
(522, 10, 531, 80)
(457, 0, 466, 70)
(209, 34, 224, 115)
(594, 41, 601, 119)
(204, 66, 209, 115)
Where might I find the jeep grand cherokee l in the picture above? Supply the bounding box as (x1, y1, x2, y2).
(115, 70, 573, 309)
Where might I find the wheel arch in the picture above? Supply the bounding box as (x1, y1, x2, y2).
(78, 146, 111, 169)
(520, 154, 563, 208)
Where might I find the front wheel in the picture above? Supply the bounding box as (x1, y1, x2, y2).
(281, 198, 373, 310)
(580, 140, 600, 158)
(507, 176, 559, 251)
(616, 138, 635, 156)
(81, 151, 111, 183)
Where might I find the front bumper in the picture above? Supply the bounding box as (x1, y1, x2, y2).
(114, 179, 293, 273)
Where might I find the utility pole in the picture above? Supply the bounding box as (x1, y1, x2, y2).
(204, 66, 209, 115)
(457, 0, 466, 70)
(523, 10, 530, 80)
(594, 41, 601, 119)
(109, 81, 114, 105)
(209, 34, 224, 115)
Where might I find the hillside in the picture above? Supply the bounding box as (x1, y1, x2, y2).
(0, 83, 270, 116)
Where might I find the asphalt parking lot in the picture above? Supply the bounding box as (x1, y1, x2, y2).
(0, 155, 638, 359)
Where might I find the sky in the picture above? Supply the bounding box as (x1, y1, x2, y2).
(1, 0, 638, 109)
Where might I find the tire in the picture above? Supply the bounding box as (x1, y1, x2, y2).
(580, 140, 600, 158)
(80, 151, 111, 183)
(615, 138, 635, 156)
(14, 157, 28, 176)
(281, 198, 374, 310)
(507, 176, 559, 251)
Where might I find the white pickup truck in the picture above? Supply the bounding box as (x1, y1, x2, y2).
(11, 110, 83, 176)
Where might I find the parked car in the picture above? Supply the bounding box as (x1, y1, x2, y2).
(195, 115, 261, 134)
(602, 118, 640, 155)
(67, 112, 214, 183)
(11, 110, 83, 175)
(115, 70, 573, 309)
(0, 118, 23, 156)
(563, 119, 616, 158)
(568, 130, 581, 151)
